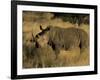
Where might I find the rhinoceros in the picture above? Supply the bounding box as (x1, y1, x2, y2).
(34, 25, 89, 55)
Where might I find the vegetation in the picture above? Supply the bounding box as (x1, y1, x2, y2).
(22, 11, 89, 68)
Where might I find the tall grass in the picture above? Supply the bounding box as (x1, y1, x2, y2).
(22, 11, 89, 68)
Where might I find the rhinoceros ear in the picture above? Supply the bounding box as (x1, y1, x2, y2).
(40, 25, 44, 31)
(40, 25, 50, 31)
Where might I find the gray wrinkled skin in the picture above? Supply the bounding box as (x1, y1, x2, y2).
(35, 26, 89, 55)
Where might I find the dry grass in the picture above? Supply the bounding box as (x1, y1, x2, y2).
(22, 12, 90, 68)
(56, 47, 81, 66)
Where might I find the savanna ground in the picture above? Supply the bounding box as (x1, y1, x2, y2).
(22, 11, 90, 68)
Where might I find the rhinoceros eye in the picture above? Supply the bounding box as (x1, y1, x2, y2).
(36, 35, 39, 38)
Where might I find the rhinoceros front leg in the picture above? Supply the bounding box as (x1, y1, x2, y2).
(54, 44, 61, 56)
